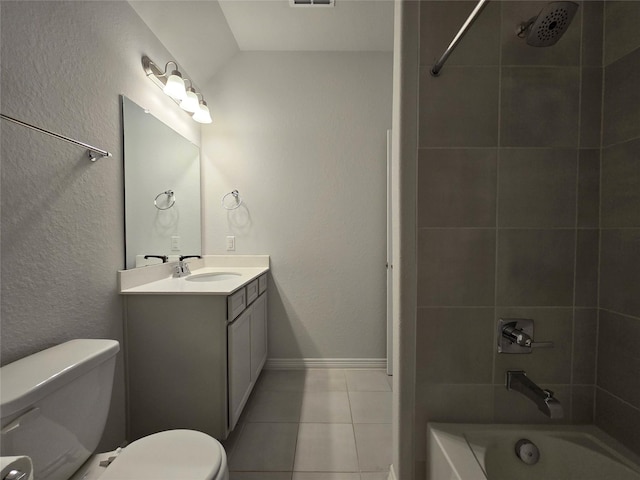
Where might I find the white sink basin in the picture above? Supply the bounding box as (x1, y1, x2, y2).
(186, 272, 242, 282)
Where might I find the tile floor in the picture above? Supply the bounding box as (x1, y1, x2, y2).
(223, 369, 392, 480)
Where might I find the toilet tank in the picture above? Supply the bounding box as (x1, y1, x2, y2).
(0, 339, 120, 480)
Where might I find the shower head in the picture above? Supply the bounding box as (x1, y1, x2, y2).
(517, 1, 579, 47)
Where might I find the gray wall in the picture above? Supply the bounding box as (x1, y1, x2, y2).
(595, 0, 640, 455)
(415, 1, 604, 476)
(1, 1, 200, 449)
(201, 52, 393, 360)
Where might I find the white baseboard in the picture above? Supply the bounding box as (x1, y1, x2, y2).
(265, 358, 387, 370)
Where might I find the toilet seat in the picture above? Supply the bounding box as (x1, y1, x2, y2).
(99, 430, 227, 480)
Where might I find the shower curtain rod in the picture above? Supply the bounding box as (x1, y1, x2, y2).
(431, 0, 490, 77)
(0, 113, 112, 161)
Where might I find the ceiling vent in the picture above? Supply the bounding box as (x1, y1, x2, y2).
(289, 0, 335, 7)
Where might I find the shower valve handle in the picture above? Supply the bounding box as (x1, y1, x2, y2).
(498, 318, 554, 354)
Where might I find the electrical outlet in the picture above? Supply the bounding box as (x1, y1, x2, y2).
(171, 236, 180, 251)
(226, 236, 235, 251)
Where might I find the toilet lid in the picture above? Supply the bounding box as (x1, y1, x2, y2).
(100, 430, 225, 480)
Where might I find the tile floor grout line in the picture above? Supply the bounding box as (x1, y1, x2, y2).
(290, 420, 301, 476)
(346, 379, 362, 474)
(229, 369, 390, 479)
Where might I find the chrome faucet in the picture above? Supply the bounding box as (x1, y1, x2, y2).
(173, 255, 200, 278)
(173, 260, 191, 278)
(506, 370, 563, 419)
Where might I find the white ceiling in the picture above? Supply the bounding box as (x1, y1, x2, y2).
(129, 0, 394, 86)
(218, 0, 394, 52)
(129, 0, 240, 86)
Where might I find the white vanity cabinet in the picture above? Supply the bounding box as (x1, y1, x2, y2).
(227, 289, 267, 430)
(124, 273, 268, 441)
(251, 293, 268, 379)
(228, 306, 252, 430)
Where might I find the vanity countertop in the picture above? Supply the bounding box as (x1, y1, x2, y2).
(119, 255, 269, 295)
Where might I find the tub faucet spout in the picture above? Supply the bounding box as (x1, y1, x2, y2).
(506, 370, 563, 419)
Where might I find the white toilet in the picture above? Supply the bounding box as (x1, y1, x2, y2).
(0, 339, 229, 480)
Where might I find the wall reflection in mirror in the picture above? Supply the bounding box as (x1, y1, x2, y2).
(122, 95, 201, 269)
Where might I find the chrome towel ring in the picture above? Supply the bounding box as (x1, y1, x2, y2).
(222, 190, 243, 210)
(154, 190, 176, 210)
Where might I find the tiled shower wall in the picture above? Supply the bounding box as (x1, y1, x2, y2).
(415, 1, 603, 476)
(595, 0, 640, 455)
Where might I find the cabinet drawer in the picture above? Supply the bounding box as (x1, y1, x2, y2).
(227, 288, 246, 321)
(246, 279, 259, 305)
(258, 274, 268, 294)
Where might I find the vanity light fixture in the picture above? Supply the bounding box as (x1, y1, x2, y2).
(142, 55, 211, 123)
(192, 94, 212, 124)
(180, 81, 200, 113)
(163, 63, 187, 100)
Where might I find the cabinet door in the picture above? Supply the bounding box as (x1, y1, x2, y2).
(228, 306, 252, 430)
(251, 293, 268, 381)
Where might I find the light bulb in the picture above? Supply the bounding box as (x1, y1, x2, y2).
(163, 70, 186, 101)
(180, 88, 200, 113)
(193, 101, 212, 124)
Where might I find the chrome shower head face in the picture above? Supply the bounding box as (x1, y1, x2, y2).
(519, 1, 579, 47)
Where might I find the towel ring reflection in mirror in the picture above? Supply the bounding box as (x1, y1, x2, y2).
(154, 190, 176, 210)
(222, 190, 243, 210)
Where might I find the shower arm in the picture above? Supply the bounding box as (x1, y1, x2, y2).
(431, 0, 490, 77)
(516, 17, 537, 38)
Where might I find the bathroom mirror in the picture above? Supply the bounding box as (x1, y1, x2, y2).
(122, 96, 201, 269)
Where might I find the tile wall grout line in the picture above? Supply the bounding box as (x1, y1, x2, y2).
(595, 385, 640, 413)
(601, 132, 640, 150)
(490, 0, 505, 420)
(569, 0, 587, 422)
(598, 226, 640, 231)
(437, 64, 582, 69)
(418, 226, 591, 230)
(603, 41, 640, 69)
(598, 307, 640, 322)
(418, 146, 599, 150)
(417, 305, 577, 309)
(591, 225, 640, 230)
(594, 0, 607, 425)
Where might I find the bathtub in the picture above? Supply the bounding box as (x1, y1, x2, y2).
(428, 423, 640, 480)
